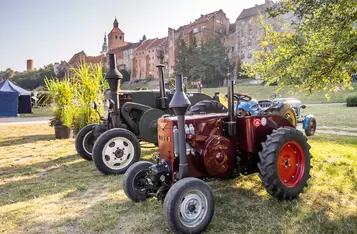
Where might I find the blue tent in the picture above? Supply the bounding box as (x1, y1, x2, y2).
(0, 80, 32, 116)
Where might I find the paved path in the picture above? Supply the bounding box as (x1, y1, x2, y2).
(0, 116, 51, 125)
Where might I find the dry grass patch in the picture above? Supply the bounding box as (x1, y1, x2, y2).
(1, 124, 357, 233)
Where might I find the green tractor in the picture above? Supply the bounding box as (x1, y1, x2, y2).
(75, 54, 226, 175)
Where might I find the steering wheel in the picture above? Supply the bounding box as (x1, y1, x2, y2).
(225, 93, 252, 102)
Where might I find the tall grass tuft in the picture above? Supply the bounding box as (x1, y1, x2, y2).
(45, 61, 108, 133)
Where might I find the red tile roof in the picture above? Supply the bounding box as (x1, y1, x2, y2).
(134, 39, 155, 52)
(68, 51, 86, 65)
(147, 37, 167, 49)
(109, 27, 124, 35)
(86, 54, 105, 64)
(177, 10, 221, 31)
(108, 42, 140, 54)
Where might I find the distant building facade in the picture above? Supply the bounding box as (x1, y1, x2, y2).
(168, 10, 230, 75)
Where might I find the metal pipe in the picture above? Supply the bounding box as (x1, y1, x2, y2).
(156, 64, 167, 108)
(169, 74, 191, 179)
(228, 79, 234, 122)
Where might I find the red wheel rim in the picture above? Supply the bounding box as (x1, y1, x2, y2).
(277, 141, 305, 188)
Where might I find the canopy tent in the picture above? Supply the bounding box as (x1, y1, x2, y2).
(0, 80, 32, 116)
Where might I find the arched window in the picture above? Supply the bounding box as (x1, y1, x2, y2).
(120, 36, 122, 40)
(115, 35, 118, 39)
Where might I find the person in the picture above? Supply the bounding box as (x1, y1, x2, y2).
(197, 82, 202, 93)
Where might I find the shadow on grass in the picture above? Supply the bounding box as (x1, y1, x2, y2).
(0, 155, 99, 206)
(0, 134, 55, 147)
(0, 154, 80, 179)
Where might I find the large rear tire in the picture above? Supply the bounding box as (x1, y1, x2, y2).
(123, 161, 154, 202)
(164, 178, 214, 234)
(188, 100, 228, 114)
(272, 103, 297, 127)
(92, 128, 141, 175)
(258, 127, 311, 200)
(75, 124, 96, 161)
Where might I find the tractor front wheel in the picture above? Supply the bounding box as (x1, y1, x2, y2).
(75, 124, 97, 161)
(305, 117, 317, 136)
(164, 178, 214, 234)
(123, 161, 154, 202)
(258, 127, 311, 200)
(92, 128, 141, 175)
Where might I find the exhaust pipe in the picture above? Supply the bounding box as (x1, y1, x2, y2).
(105, 53, 125, 128)
(157, 64, 168, 109)
(169, 74, 191, 179)
(226, 80, 236, 137)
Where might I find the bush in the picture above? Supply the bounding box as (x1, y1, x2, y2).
(45, 61, 109, 133)
(346, 95, 357, 107)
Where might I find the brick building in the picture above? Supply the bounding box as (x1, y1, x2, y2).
(228, 0, 296, 79)
(167, 10, 230, 75)
(131, 37, 168, 80)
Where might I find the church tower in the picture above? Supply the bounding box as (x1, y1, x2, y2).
(108, 17, 125, 51)
(101, 33, 108, 54)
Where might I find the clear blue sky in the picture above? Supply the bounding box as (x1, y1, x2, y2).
(0, 0, 265, 71)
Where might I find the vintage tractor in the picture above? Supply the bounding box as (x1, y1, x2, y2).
(235, 93, 316, 136)
(75, 54, 225, 175)
(123, 76, 312, 234)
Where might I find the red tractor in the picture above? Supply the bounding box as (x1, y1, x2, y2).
(123, 75, 312, 234)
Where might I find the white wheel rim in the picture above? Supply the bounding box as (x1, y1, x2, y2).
(101, 137, 135, 170)
(83, 131, 94, 155)
(179, 190, 208, 228)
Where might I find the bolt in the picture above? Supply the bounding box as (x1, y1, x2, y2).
(296, 164, 298, 166)
(284, 180, 287, 182)
(288, 144, 291, 147)
(292, 176, 295, 178)
(288, 164, 291, 167)
(294, 151, 297, 154)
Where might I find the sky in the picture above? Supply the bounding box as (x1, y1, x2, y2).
(0, 0, 266, 71)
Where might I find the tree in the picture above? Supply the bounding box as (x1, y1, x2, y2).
(175, 37, 232, 87)
(245, 0, 357, 95)
(0, 68, 14, 81)
(11, 64, 54, 90)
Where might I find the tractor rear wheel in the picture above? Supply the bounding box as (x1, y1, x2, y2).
(75, 124, 96, 161)
(164, 178, 214, 234)
(188, 100, 228, 114)
(272, 103, 297, 127)
(258, 127, 311, 200)
(92, 128, 141, 175)
(123, 161, 154, 202)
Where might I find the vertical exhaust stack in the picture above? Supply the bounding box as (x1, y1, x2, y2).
(226, 80, 236, 137)
(105, 53, 124, 128)
(157, 64, 168, 109)
(169, 74, 191, 179)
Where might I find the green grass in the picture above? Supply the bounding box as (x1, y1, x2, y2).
(19, 106, 53, 117)
(1, 124, 357, 233)
(188, 83, 357, 104)
(301, 104, 357, 128)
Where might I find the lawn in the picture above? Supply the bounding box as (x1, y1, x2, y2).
(19, 107, 53, 118)
(191, 83, 357, 104)
(1, 124, 357, 233)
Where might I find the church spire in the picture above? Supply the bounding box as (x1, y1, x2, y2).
(101, 33, 108, 54)
(113, 17, 118, 28)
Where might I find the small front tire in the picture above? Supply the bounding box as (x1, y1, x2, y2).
(304, 117, 316, 136)
(92, 128, 141, 175)
(123, 161, 154, 202)
(75, 124, 97, 161)
(164, 178, 214, 234)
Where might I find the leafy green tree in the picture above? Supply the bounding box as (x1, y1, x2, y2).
(245, 0, 357, 95)
(11, 64, 54, 90)
(176, 40, 190, 77)
(0, 68, 14, 81)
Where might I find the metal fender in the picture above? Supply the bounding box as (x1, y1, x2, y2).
(303, 114, 315, 130)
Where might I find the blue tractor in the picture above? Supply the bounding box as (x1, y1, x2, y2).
(234, 93, 316, 136)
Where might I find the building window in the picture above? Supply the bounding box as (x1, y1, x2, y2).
(248, 41, 252, 46)
(152, 57, 154, 59)
(239, 30, 244, 37)
(240, 53, 245, 59)
(115, 35, 118, 39)
(120, 36, 122, 40)
(232, 46, 234, 52)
